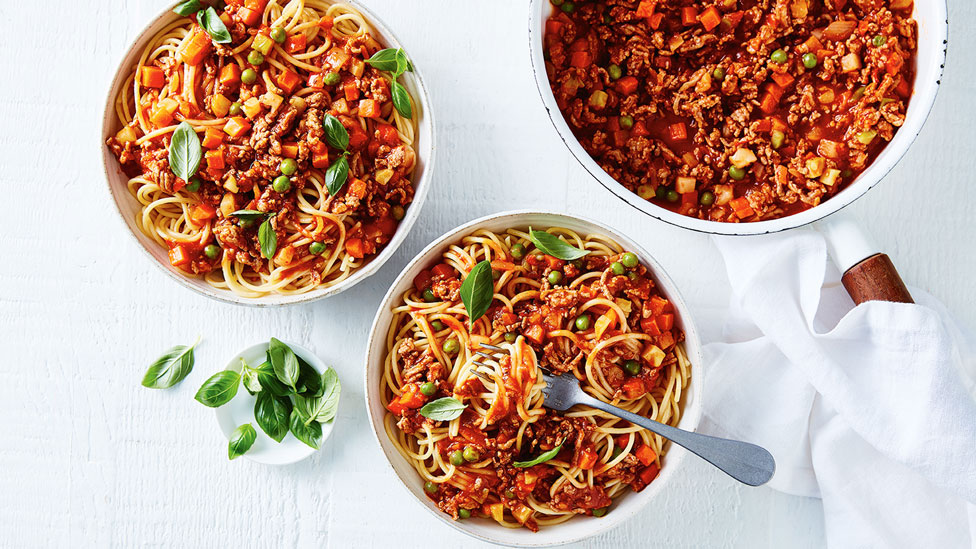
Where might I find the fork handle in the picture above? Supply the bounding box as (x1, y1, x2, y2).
(579, 394, 775, 486)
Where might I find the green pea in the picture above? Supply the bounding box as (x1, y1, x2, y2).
(505, 332, 518, 343)
(561, 1, 575, 13)
(699, 191, 715, 207)
(728, 166, 746, 180)
(247, 50, 265, 66)
(443, 338, 460, 355)
(228, 102, 243, 116)
(548, 270, 563, 285)
(280, 158, 298, 176)
(272, 175, 291, 193)
(270, 27, 287, 44)
(431, 320, 445, 331)
(841, 168, 854, 179)
(392, 205, 405, 220)
(872, 35, 886, 47)
(770, 49, 787, 64)
(571, 258, 584, 269)
(655, 186, 668, 200)
(608, 64, 622, 80)
(241, 69, 258, 85)
(771, 130, 786, 149)
(504, 488, 516, 499)
(309, 241, 326, 255)
(592, 507, 608, 518)
(623, 359, 640, 376)
(620, 252, 638, 268)
(185, 176, 201, 192)
(712, 66, 726, 81)
(627, 271, 637, 281)
(204, 244, 221, 259)
(239, 218, 256, 229)
(510, 243, 526, 260)
(575, 314, 591, 331)
(423, 288, 437, 302)
(463, 446, 480, 462)
(424, 481, 438, 494)
(458, 508, 471, 519)
(666, 190, 680, 203)
(449, 450, 464, 465)
(492, 269, 502, 280)
(420, 382, 437, 396)
(619, 115, 634, 129)
(323, 71, 341, 86)
(610, 262, 625, 275)
(802, 52, 818, 69)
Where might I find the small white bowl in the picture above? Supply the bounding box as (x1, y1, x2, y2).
(363, 210, 704, 547)
(527, 0, 948, 236)
(215, 340, 335, 465)
(100, 0, 435, 306)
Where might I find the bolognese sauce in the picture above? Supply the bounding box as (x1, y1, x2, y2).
(544, 0, 917, 222)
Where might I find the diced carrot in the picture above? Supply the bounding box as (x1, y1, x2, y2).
(190, 203, 217, 223)
(524, 324, 545, 345)
(413, 269, 433, 291)
(775, 164, 789, 186)
(681, 6, 698, 26)
(635, 444, 657, 466)
(578, 446, 599, 470)
(656, 313, 674, 331)
(700, 6, 721, 31)
(319, 16, 334, 30)
(635, 0, 655, 17)
(894, 77, 910, 98)
(771, 71, 795, 87)
(631, 120, 649, 137)
(344, 80, 360, 102)
(150, 98, 179, 127)
(730, 197, 754, 218)
(431, 263, 455, 278)
(724, 11, 744, 28)
(347, 125, 368, 150)
(613, 130, 630, 148)
(386, 396, 407, 415)
(311, 141, 329, 168)
(168, 245, 191, 267)
(570, 50, 591, 68)
(281, 142, 299, 158)
(668, 122, 687, 141)
(490, 260, 516, 272)
(307, 72, 326, 89)
(545, 19, 564, 36)
(178, 26, 212, 66)
(140, 66, 165, 88)
(276, 69, 302, 94)
(759, 93, 779, 114)
(641, 316, 661, 336)
(284, 33, 306, 54)
(346, 237, 366, 259)
(326, 48, 351, 71)
(205, 149, 225, 171)
(245, 0, 268, 9)
(376, 123, 400, 146)
(638, 463, 660, 485)
(178, 100, 199, 119)
(647, 12, 664, 29)
(238, 7, 261, 26)
(219, 64, 241, 86)
(885, 52, 904, 76)
(615, 76, 639, 95)
(358, 99, 381, 118)
(623, 377, 646, 399)
(202, 128, 225, 149)
(223, 116, 251, 138)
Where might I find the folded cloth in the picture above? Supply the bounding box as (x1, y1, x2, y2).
(700, 229, 976, 548)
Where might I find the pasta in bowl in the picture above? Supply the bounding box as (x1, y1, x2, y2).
(101, 0, 433, 304)
(365, 211, 703, 546)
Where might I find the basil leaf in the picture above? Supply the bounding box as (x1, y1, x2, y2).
(169, 122, 202, 182)
(196, 7, 232, 44)
(194, 370, 240, 407)
(513, 444, 563, 468)
(229, 209, 267, 222)
(228, 423, 256, 460)
(289, 407, 323, 449)
(324, 155, 349, 196)
(294, 368, 341, 424)
(141, 338, 198, 389)
(296, 357, 322, 397)
(254, 392, 291, 443)
(240, 358, 263, 394)
(258, 369, 291, 397)
(258, 218, 277, 259)
(459, 260, 494, 324)
(322, 114, 349, 151)
(173, 0, 202, 16)
(365, 48, 400, 72)
(392, 82, 412, 119)
(529, 230, 590, 260)
(394, 49, 410, 77)
(419, 397, 467, 421)
(268, 338, 299, 390)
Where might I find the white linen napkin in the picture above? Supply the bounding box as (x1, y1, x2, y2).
(699, 229, 976, 548)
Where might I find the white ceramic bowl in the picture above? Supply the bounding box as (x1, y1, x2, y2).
(101, 1, 435, 306)
(215, 340, 336, 465)
(528, 1, 948, 236)
(364, 210, 704, 547)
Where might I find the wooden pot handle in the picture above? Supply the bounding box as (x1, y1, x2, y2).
(841, 253, 914, 305)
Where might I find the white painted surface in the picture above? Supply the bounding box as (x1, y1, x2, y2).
(1, 0, 972, 547)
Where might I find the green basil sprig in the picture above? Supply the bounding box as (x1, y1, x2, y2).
(366, 48, 414, 119)
(229, 209, 267, 223)
(169, 122, 202, 182)
(320, 114, 351, 196)
(255, 392, 292, 443)
(513, 444, 563, 468)
(268, 337, 300, 390)
(229, 210, 277, 259)
(173, 2, 231, 44)
(289, 408, 324, 449)
(420, 397, 467, 421)
(323, 114, 350, 151)
(194, 369, 241, 407)
(459, 260, 494, 325)
(142, 337, 200, 389)
(228, 424, 257, 460)
(294, 368, 341, 424)
(172, 0, 202, 16)
(529, 230, 590, 260)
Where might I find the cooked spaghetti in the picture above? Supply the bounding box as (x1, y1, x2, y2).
(106, 0, 418, 297)
(381, 227, 690, 531)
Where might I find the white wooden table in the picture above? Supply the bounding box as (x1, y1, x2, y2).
(1, 1, 972, 546)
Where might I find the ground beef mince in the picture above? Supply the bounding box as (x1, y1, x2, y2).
(544, 0, 917, 222)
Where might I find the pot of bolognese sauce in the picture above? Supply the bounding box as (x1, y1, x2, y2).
(529, 0, 947, 304)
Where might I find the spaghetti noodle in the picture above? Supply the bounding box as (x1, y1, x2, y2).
(106, 0, 418, 297)
(381, 226, 690, 531)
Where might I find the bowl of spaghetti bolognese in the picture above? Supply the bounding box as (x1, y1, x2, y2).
(364, 210, 703, 545)
(101, 0, 434, 305)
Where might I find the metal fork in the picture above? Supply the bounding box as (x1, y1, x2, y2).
(474, 343, 775, 486)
